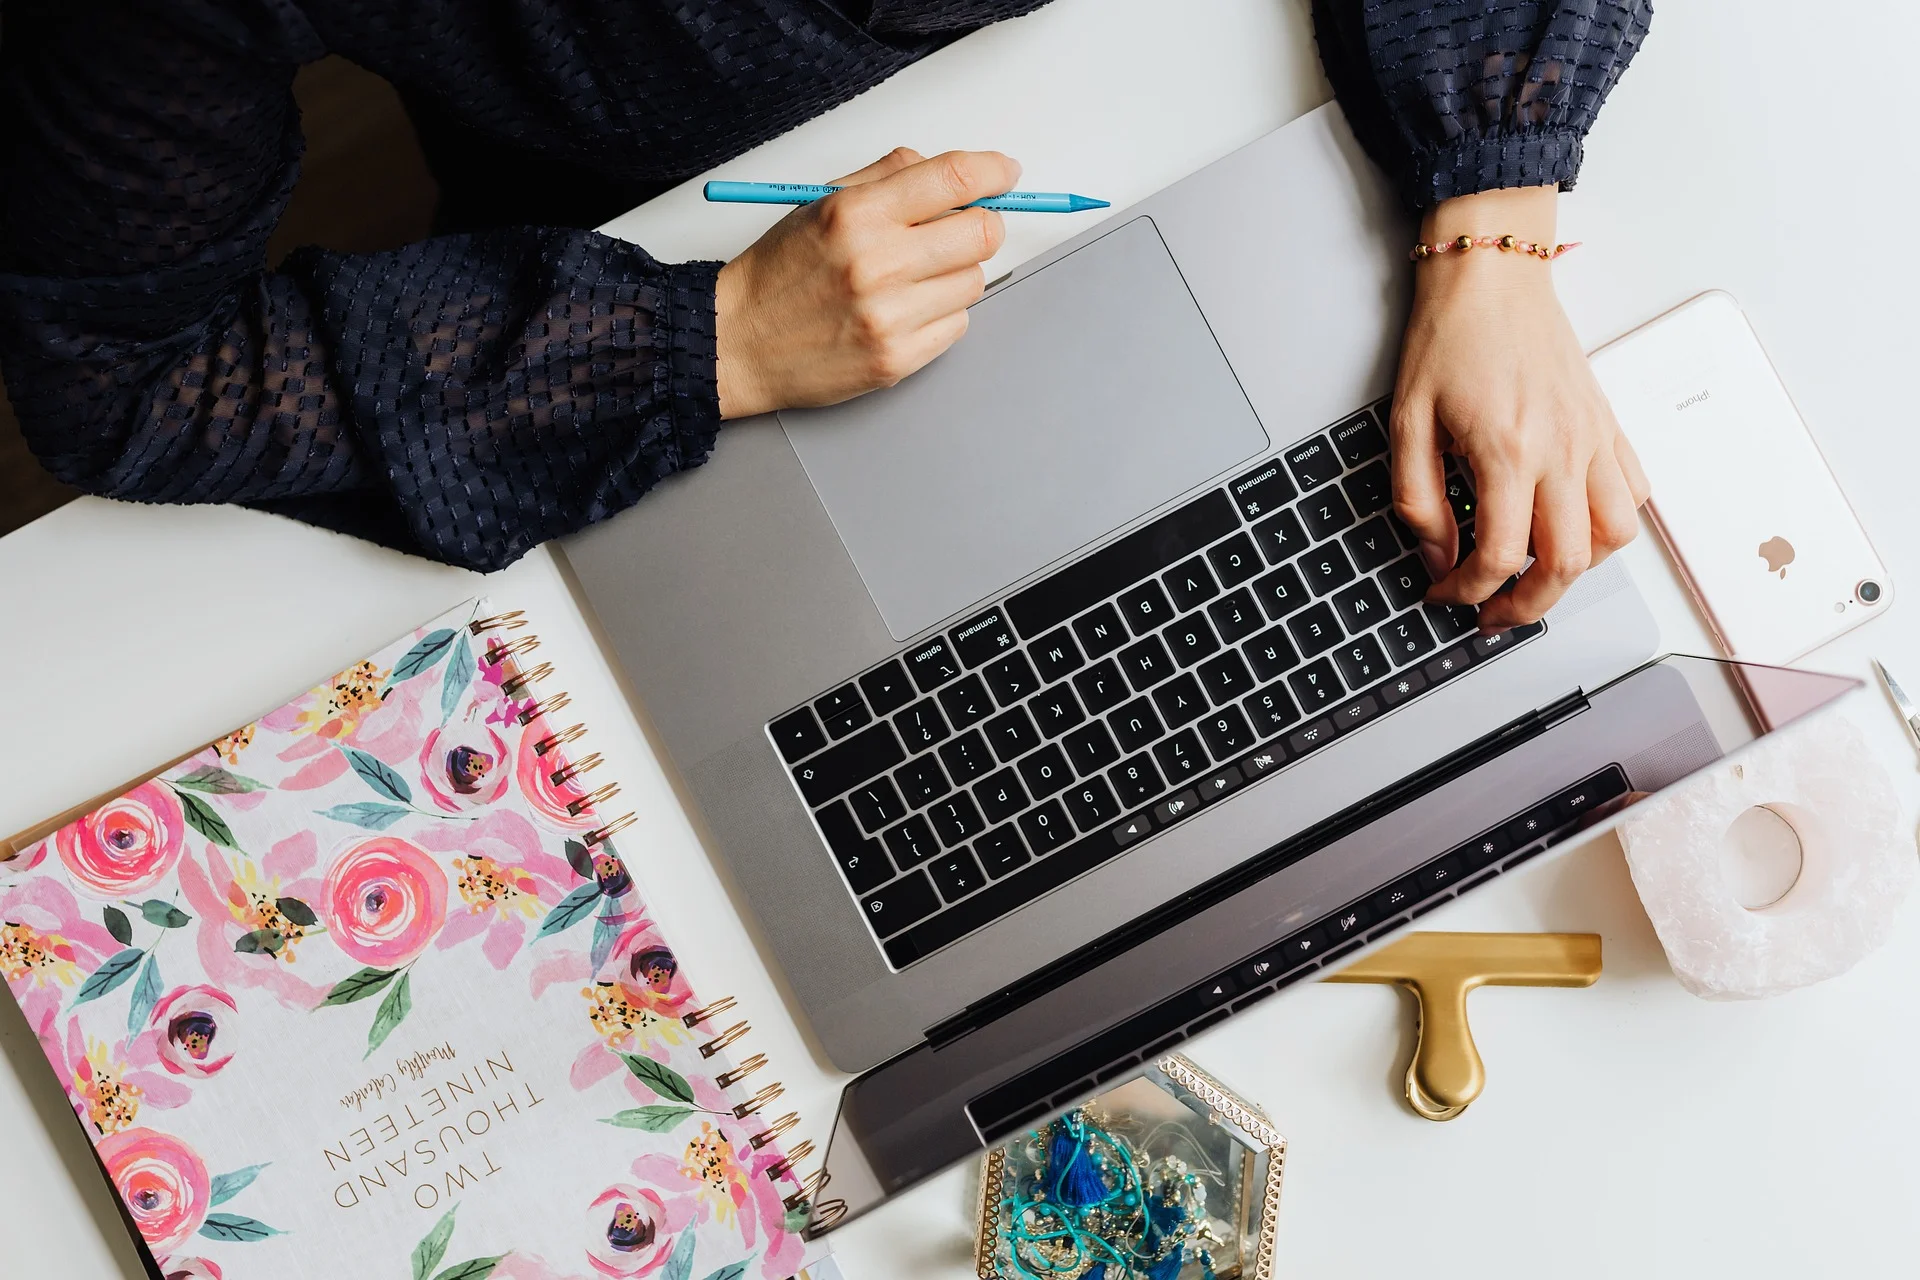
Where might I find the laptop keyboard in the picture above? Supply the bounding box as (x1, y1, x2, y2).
(768, 398, 1544, 969)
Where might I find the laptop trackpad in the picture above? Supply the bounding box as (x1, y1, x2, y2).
(778, 216, 1270, 641)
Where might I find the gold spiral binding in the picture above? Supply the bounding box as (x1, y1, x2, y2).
(478, 603, 831, 1218)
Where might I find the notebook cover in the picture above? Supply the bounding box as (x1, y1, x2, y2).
(0, 600, 820, 1280)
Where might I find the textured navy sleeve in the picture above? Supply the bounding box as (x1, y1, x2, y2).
(0, 5, 723, 572)
(1312, 0, 1653, 209)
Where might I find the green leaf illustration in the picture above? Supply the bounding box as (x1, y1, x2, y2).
(431, 1258, 504, 1280)
(660, 1230, 697, 1280)
(698, 1264, 750, 1280)
(321, 966, 399, 1006)
(174, 788, 239, 851)
(342, 747, 413, 806)
(440, 631, 473, 723)
(600, 1104, 697, 1133)
(621, 1053, 695, 1105)
(126, 951, 162, 1034)
(534, 882, 601, 939)
(783, 1206, 812, 1236)
(388, 628, 459, 684)
(197, 1212, 282, 1242)
(365, 970, 412, 1056)
(589, 895, 621, 975)
(171, 765, 268, 795)
(102, 905, 132, 946)
(317, 801, 413, 830)
(233, 929, 284, 955)
(209, 1163, 270, 1207)
(563, 839, 594, 880)
(412, 1203, 458, 1280)
(275, 896, 318, 927)
(138, 900, 191, 929)
(71, 948, 144, 1007)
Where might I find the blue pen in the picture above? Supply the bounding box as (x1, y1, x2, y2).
(703, 180, 1109, 214)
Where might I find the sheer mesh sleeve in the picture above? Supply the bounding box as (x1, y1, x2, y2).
(0, 6, 723, 572)
(1312, 0, 1653, 209)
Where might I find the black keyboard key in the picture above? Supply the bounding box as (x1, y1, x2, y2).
(1243, 626, 1298, 682)
(1252, 563, 1311, 620)
(1151, 672, 1208, 728)
(1063, 776, 1121, 832)
(850, 776, 908, 832)
(1330, 693, 1380, 733)
(905, 638, 963, 692)
(950, 608, 1019, 668)
(1425, 601, 1478, 643)
(1379, 611, 1437, 664)
(817, 800, 892, 894)
(1379, 667, 1427, 706)
(1279, 926, 1327, 965)
(975, 826, 1030, 878)
(792, 722, 906, 806)
(1112, 813, 1152, 847)
(862, 871, 938, 939)
(1381, 555, 1432, 610)
(985, 706, 1042, 762)
(770, 708, 827, 763)
(1117, 579, 1175, 635)
(1196, 649, 1254, 703)
(1206, 589, 1263, 645)
(1031, 685, 1086, 737)
(1153, 789, 1201, 825)
(1557, 766, 1628, 822)
(1343, 517, 1400, 573)
(896, 755, 951, 807)
(1508, 804, 1556, 847)
(1285, 601, 1344, 658)
(1109, 754, 1165, 807)
(1006, 490, 1239, 638)
(1164, 557, 1219, 612)
(1063, 720, 1121, 773)
(1283, 434, 1343, 491)
(975, 768, 1030, 824)
(938, 729, 994, 784)
(1331, 411, 1387, 466)
(1324, 899, 1373, 942)
(1072, 659, 1129, 715)
(1251, 508, 1308, 566)
(928, 850, 986, 902)
(1444, 470, 1476, 524)
(1109, 697, 1164, 752)
(1344, 459, 1392, 517)
(936, 674, 994, 732)
(1229, 459, 1298, 520)
(1018, 800, 1074, 854)
(817, 683, 862, 717)
(1458, 827, 1511, 871)
(1417, 853, 1465, 895)
(1197, 705, 1255, 760)
(859, 660, 916, 716)
(1472, 621, 1543, 659)
(1206, 532, 1263, 588)
(1287, 717, 1335, 755)
(1453, 522, 1477, 569)
(1239, 745, 1283, 780)
(1332, 578, 1389, 635)
(1243, 682, 1300, 737)
(1298, 543, 1357, 596)
(1117, 634, 1176, 690)
(1372, 875, 1422, 917)
(1195, 764, 1243, 804)
(1017, 742, 1075, 799)
(983, 650, 1040, 706)
(1424, 644, 1474, 684)
(928, 793, 986, 847)
(1288, 657, 1344, 713)
(821, 700, 871, 738)
(1152, 728, 1209, 784)
(895, 699, 950, 751)
(1162, 613, 1220, 666)
(1071, 603, 1129, 659)
(883, 814, 940, 870)
(1300, 487, 1357, 541)
(1030, 628, 1085, 683)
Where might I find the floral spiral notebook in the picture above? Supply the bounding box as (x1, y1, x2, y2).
(0, 600, 827, 1280)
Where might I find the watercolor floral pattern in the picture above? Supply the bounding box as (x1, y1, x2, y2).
(0, 602, 815, 1279)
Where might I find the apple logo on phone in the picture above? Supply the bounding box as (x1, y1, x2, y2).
(1759, 535, 1795, 578)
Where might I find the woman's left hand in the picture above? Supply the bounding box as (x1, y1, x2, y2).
(1387, 186, 1651, 632)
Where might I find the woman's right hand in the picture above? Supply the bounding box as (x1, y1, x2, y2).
(714, 148, 1020, 419)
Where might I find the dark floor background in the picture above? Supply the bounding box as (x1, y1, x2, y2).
(0, 57, 439, 537)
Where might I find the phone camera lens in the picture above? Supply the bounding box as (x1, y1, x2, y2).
(1857, 580, 1884, 605)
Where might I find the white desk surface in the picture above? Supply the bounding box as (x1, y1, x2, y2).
(7, 1, 1920, 1275)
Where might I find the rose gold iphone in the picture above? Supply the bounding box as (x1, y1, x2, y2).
(1590, 290, 1890, 664)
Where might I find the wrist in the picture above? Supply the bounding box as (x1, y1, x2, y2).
(1413, 186, 1562, 301)
(715, 257, 770, 420)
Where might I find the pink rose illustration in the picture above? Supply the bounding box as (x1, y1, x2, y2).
(598, 921, 694, 1016)
(419, 720, 512, 812)
(516, 728, 600, 833)
(322, 837, 448, 968)
(99, 1126, 211, 1254)
(148, 985, 240, 1078)
(161, 1259, 223, 1280)
(583, 1183, 693, 1278)
(55, 782, 187, 899)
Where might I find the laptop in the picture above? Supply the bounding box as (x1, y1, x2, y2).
(562, 103, 1737, 1218)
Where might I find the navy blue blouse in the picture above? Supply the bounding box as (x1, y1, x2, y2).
(0, 0, 1651, 571)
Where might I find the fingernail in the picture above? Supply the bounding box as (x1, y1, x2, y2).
(1419, 540, 1450, 579)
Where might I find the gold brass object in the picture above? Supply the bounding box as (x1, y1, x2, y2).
(1322, 931, 1601, 1121)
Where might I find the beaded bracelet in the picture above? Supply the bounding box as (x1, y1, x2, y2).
(1409, 233, 1580, 262)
